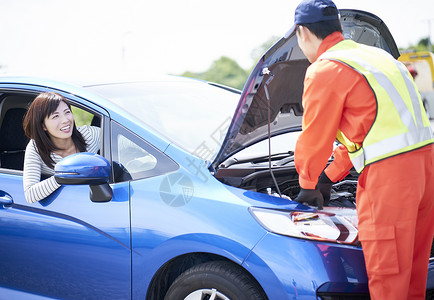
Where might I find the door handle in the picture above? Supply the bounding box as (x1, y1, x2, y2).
(0, 191, 13, 207)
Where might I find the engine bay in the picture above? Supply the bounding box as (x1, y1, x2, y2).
(215, 152, 358, 209)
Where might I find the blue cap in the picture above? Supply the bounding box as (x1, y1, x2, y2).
(285, 0, 339, 38)
(295, 0, 339, 24)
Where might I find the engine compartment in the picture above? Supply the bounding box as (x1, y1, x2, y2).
(215, 153, 358, 209)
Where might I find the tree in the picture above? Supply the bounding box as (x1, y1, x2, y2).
(181, 56, 248, 90)
(400, 37, 433, 52)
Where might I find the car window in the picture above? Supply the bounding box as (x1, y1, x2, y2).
(118, 135, 157, 173)
(87, 81, 240, 160)
(71, 106, 95, 127)
(0, 92, 103, 173)
(111, 121, 178, 182)
(0, 94, 31, 172)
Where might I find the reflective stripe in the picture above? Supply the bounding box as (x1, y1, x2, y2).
(395, 59, 425, 129)
(320, 41, 434, 172)
(364, 127, 433, 163)
(350, 149, 365, 173)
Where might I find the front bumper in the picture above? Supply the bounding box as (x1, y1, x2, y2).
(316, 282, 369, 299)
(243, 233, 434, 299)
(242, 232, 367, 299)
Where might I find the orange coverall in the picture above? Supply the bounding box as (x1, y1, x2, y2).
(294, 31, 434, 299)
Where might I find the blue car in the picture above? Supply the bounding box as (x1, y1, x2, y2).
(0, 10, 433, 300)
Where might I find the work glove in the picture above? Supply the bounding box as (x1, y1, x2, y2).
(294, 188, 324, 210)
(317, 171, 334, 207)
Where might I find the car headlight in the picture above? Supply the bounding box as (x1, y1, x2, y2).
(249, 207, 358, 244)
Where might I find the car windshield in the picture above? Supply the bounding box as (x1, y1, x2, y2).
(86, 79, 240, 161)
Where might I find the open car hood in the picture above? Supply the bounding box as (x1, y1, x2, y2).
(211, 9, 399, 170)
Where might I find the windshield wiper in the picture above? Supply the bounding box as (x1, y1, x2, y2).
(220, 151, 293, 168)
(274, 154, 295, 166)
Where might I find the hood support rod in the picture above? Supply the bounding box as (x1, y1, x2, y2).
(263, 67, 282, 197)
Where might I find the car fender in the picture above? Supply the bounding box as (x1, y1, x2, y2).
(132, 232, 268, 299)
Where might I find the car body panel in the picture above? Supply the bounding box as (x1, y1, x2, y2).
(129, 175, 265, 298)
(127, 160, 315, 298)
(0, 174, 131, 299)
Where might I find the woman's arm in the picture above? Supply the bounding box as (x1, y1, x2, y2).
(23, 141, 60, 204)
(79, 125, 101, 153)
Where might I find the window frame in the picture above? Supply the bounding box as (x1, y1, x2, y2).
(110, 120, 178, 182)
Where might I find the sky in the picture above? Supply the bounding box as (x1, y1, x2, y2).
(0, 0, 433, 79)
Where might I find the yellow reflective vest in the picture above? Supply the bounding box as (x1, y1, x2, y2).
(319, 40, 434, 173)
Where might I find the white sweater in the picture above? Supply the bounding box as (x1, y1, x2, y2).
(23, 125, 100, 204)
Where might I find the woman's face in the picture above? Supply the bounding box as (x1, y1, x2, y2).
(43, 101, 74, 142)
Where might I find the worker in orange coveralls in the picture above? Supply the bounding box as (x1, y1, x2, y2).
(290, 0, 434, 298)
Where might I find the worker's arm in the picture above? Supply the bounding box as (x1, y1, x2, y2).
(295, 60, 348, 189)
(324, 144, 353, 182)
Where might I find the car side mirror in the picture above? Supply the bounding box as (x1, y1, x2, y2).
(54, 152, 113, 202)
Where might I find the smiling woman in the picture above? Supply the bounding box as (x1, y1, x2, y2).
(22, 92, 101, 204)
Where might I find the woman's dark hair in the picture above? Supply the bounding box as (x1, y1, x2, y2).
(298, 12, 343, 40)
(23, 92, 86, 168)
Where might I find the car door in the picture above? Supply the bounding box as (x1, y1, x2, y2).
(0, 91, 131, 299)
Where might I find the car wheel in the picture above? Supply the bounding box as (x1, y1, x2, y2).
(164, 261, 267, 300)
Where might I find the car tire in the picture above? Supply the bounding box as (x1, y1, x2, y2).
(164, 261, 267, 300)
